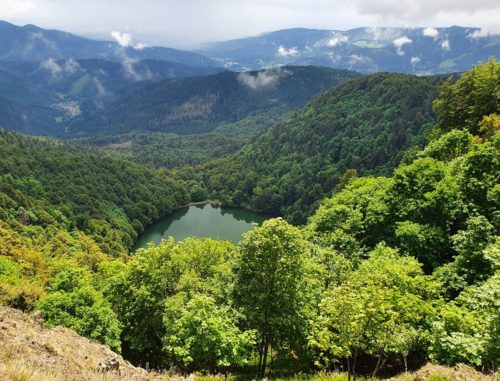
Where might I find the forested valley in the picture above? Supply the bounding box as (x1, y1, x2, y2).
(0, 58, 498, 380)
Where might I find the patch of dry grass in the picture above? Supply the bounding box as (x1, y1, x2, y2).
(0, 307, 166, 381)
(391, 363, 496, 381)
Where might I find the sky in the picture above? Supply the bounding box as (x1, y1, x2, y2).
(1, 0, 500, 48)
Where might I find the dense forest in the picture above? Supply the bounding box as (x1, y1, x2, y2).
(0, 131, 191, 255)
(0, 60, 498, 379)
(0, 58, 222, 135)
(85, 131, 246, 169)
(190, 72, 443, 223)
(66, 66, 359, 136)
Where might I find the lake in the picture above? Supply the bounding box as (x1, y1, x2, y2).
(133, 203, 270, 250)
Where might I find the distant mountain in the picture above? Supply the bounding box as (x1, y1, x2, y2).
(0, 58, 223, 135)
(0, 58, 222, 101)
(0, 20, 219, 68)
(200, 26, 500, 74)
(65, 66, 360, 137)
(0, 96, 60, 135)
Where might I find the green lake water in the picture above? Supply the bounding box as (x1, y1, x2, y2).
(133, 203, 270, 250)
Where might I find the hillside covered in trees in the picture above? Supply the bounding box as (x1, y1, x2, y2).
(0, 60, 498, 380)
(0, 130, 190, 257)
(192, 72, 442, 223)
(66, 66, 359, 136)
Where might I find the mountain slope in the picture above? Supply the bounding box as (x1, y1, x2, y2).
(200, 72, 442, 223)
(0, 307, 162, 380)
(0, 20, 218, 67)
(201, 26, 500, 74)
(66, 66, 360, 136)
(0, 128, 189, 254)
(0, 58, 222, 101)
(0, 58, 222, 135)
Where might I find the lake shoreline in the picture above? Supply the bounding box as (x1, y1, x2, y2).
(133, 203, 270, 250)
(179, 199, 272, 215)
(180, 199, 222, 208)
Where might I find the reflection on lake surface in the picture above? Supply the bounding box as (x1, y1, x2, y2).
(133, 203, 270, 250)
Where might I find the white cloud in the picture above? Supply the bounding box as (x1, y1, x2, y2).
(326, 33, 348, 47)
(410, 56, 421, 64)
(63, 57, 80, 74)
(40, 57, 81, 78)
(276, 45, 299, 57)
(423, 27, 439, 38)
(349, 54, 366, 63)
(2, 0, 500, 48)
(468, 26, 500, 38)
(327, 52, 342, 62)
(367, 26, 401, 41)
(121, 56, 151, 80)
(238, 68, 291, 90)
(91, 77, 109, 97)
(353, 0, 499, 19)
(29, 31, 58, 51)
(134, 42, 148, 50)
(40, 58, 62, 77)
(441, 39, 450, 51)
(111, 31, 148, 50)
(111, 31, 132, 47)
(110, 32, 152, 80)
(393, 35, 412, 55)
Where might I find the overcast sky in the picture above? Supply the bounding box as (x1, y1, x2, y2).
(1, 0, 499, 48)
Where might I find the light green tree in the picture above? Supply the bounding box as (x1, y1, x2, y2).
(37, 268, 122, 352)
(309, 245, 437, 380)
(234, 218, 314, 376)
(164, 294, 255, 372)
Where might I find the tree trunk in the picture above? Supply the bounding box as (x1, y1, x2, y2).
(371, 355, 382, 380)
(352, 352, 358, 381)
(372, 356, 387, 379)
(347, 357, 351, 381)
(269, 344, 274, 377)
(257, 340, 264, 376)
(404, 355, 408, 373)
(261, 339, 270, 378)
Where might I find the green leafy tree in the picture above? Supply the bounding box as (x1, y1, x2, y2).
(430, 272, 499, 370)
(309, 245, 437, 380)
(234, 218, 313, 376)
(164, 294, 255, 372)
(37, 268, 122, 352)
(433, 58, 500, 136)
(104, 238, 238, 367)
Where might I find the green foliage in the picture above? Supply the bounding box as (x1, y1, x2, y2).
(103, 237, 239, 367)
(38, 268, 122, 352)
(0, 61, 498, 377)
(69, 67, 359, 137)
(0, 256, 21, 284)
(201, 73, 440, 223)
(78, 131, 245, 169)
(164, 294, 255, 371)
(433, 58, 500, 136)
(429, 272, 499, 368)
(309, 245, 437, 377)
(235, 218, 319, 374)
(418, 129, 473, 162)
(0, 129, 190, 254)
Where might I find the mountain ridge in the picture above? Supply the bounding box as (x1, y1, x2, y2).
(64, 66, 360, 137)
(200, 26, 500, 74)
(0, 20, 219, 68)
